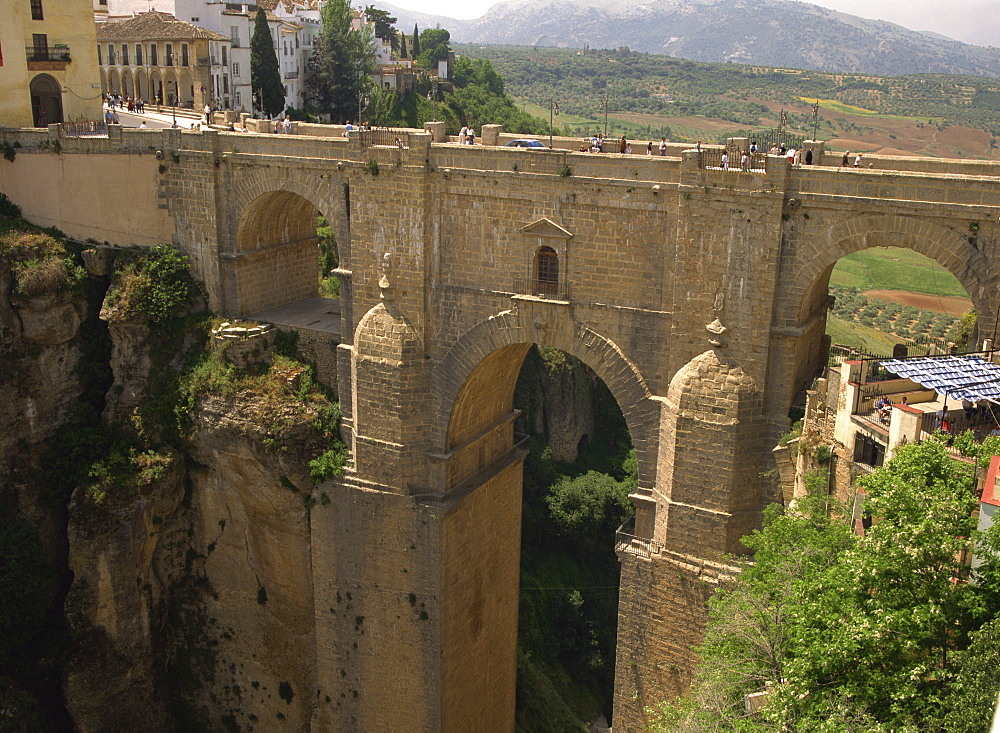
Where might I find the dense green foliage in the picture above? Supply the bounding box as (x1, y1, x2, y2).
(0, 521, 58, 670)
(514, 347, 635, 731)
(651, 438, 1000, 731)
(416, 28, 451, 69)
(305, 0, 376, 123)
(102, 246, 200, 323)
(250, 9, 284, 117)
(317, 216, 340, 298)
(370, 55, 548, 135)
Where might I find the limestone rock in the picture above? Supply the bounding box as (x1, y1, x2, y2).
(14, 294, 81, 345)
(81, 247, 115, 277)
(63, 453, 186, 733)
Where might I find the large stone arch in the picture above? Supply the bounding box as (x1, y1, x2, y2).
(434, 304, 659, 495)
(135, 69, 147, 101)
(224, 168, 350, 316)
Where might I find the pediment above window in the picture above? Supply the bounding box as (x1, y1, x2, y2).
(519, 218, 572, 240)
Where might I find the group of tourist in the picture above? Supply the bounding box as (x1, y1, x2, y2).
(458, 125, 476, 144)
(841, 150, 873, 168)
(579, 134, 669, 155)
(104, 92, 151, 113)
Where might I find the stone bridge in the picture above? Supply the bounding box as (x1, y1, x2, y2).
(3, 124, 999, 731)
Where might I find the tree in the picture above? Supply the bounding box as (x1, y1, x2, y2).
(399, 33, 408, 60)
(305, 0, 376, 123)
(250, 8, 284, 117)
(411, 24, 420, 58)
(651, 438, 1000, 731)
(365, 6, 399, 52)
(417, 28, 450, 69)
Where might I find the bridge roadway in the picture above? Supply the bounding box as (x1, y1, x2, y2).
(2, 123, 999, 731)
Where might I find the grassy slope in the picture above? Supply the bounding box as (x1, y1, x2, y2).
(827, 247, 968, 297)
(826, 314, 901, 354)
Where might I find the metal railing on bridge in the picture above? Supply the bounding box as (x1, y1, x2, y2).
(61, 120, 108, 137)
(748, 128, 807, 152)
(614, 517, 662, 560)
(700, 149, 767, 173)
(356, 127, 409, 149)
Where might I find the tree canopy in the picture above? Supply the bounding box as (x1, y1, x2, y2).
(365, 6, 399, 52)
(417, 28, 451, 69)
(304, 0, 376, 123)
(651, 437, 1000, 732)
(250, 9, 284, 117)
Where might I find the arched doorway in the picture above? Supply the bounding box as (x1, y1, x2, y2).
(164, 70, 179, 106)
(107, 68, 120, 95)
(29, 74, 63, 126)
(121, 68, 133, 98)
(135, 69, 147, 101)
(149, 70, 162, 105)
(178, 70, 194, 108)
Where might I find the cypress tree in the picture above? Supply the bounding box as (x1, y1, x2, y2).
(400, 34, 408, 59)
(412, 24, 420, 57)
(250, 8, 285, 117)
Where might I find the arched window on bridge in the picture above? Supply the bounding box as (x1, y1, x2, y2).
(534, 246, 559, 297)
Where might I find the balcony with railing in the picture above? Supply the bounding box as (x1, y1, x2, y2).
(284, 70, 299, 79)
(26, 45, 71, 69)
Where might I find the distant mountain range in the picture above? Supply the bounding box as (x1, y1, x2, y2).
(378, 0, 1000, 79)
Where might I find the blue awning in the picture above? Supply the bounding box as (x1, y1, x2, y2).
(878, 355, 1000, 403)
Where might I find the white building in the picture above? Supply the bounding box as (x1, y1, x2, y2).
(96, 0, 319, 113)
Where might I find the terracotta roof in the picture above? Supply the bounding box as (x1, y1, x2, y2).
(96, 11, 229, 42)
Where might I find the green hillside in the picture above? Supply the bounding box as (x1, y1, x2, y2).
(828, 247, 968, 297)
(456, 44, 1000, 152)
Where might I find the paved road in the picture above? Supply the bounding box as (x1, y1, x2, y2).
(112, 109, 178, 129)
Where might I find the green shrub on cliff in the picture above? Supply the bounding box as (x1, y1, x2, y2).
(103, 245, 200, 323)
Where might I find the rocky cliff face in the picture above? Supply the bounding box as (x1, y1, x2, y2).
(1, 228, 333, 732)
(515, 346, 598, 463)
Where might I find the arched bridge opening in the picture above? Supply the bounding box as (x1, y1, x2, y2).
(776, 214, 999, 412)
(434, 311, 657, 731)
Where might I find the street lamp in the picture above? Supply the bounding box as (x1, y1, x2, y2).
(549, 99, 559, 148)
(598, 94, 609, 137)
(170, 82, 177, 127)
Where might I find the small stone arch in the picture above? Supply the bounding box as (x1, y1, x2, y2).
(226, 167, 348, 263)
(225, 171, 349, 316)
(178, 70, 194, 107)
(164, 70, 179, 106)
(434, 307, 659, 493)
(29, 74, 63, 126)
(787, 214, 994, 327)
(775, 213, 999, 408)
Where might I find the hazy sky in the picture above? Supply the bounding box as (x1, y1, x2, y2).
(387, 0, 1000, 47)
